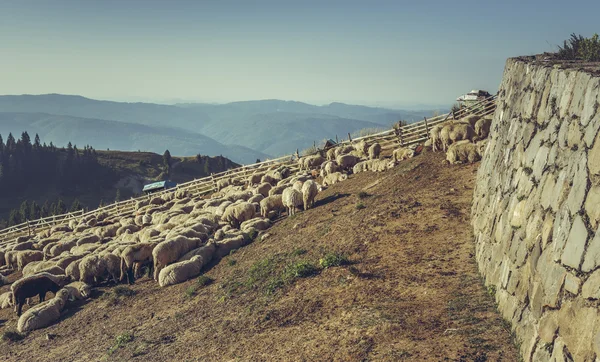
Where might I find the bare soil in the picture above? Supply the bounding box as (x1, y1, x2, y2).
(0, 151, 519, 362)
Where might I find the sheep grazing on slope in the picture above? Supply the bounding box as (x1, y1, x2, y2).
(461, 114, 480, 128)
(429, 124, 444, 152)
(282, 188, 303, 217)
(76, 234, 100, 246)
(158, 255, 208, 287)
(326, 148, 337, 161)
(393, 147, 415, 162)
(336, 154, 360, 171)
(320, 161, 340, 178)
(12, 241, 35, 252)
(78, 255, 106, 285)
(301, 154, 326, 171)
(215, 235, 246, 259)
(475, 117, 492, 140)
(248, 194, 264, 204)
(11, 273, 64, 316)
(440, 122, 475, 151)
(269, 184, 288, 196)
(4, 251, 18, 269)
(152, 236, 203, 281)
(65, 259, 83, 282)
(216, 178, 232, 191)
(0, 291, 13, 309)
(120, 243, 156, 284)
(445, 140, 484, 164)
(240, 217, 272, 233)
(64, 281, 91, 301)
(353, 140, 368, 157)
(292, 180, 304, 192)
(248, 172, 265, 187)
(254, 182, 272, 198)
(334, 145, 354, 158)
(16, 251, 44, 271)
(302, 180, 319, 210)
(17, 288, 69, 333)
(260, 195, 285, 219)
(221, 202, 256, 228)
(368, 143, 381, 160)
(322, 172, 348, 186)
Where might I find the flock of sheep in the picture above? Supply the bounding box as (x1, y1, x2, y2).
(0, 111, 492, 335)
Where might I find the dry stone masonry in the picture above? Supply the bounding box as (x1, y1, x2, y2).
(472, 57, 600, 361)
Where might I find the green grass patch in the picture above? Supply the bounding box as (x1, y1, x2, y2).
(103, 286, 136, 306)
(107, 332, 134, 355)
(319, 253, 350, 269)
(227, 259, 237, 267)
(290, 248, 307, 257)
(357, 191, 370, 199)
(185, 275, 214, 298)
(356, 203, 366, 210)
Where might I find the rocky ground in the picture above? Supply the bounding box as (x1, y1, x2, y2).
(0, 151, 520, 361)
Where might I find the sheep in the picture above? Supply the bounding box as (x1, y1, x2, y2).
(282, 188, 303, 217)
(116, 224, 140, 236)
(334, 145, 354, 158)
(0, 291, 13, 309)
(0, 250, 4, 267)
(336, 154, 360, 171)
(353, 140, 368, 157)
(320, 161, 340, 177)
(248, 194, 265, 204)
(429, 124, 444, 152)
(103, 253, 121, 284)
(475, 117, 492, 139)
(179, 242, 217, 263)
(11, 273, 64, 316)
(215, 235, 246, 259)
(65, 259, 83, 282)
(440, 122, 475, 151)
(4, 251, 18, 269)
(1, 273, 9, 286)
(64, 281, 91, 301)
(158, 255, 209, 287)
(254, 182, 272, 198)
(240, 218, 272, 233)
(221, 202, 256, 228)
(152, 236, 203, 281)
(260, 195, 285, 219)
(56, 254, 86, 271)
(12, 241, 34, 251)
(49, 239, 78, 258)
(445, 140, 484, 164)
(17, 288, 69, 333)
(302, 180, 318, 210)
(393, 147, 415, 162)
(461, 114, 480, 128)
(368, 143, 381, 160)
(79, 255, 107, 285)
(326, 148, 337, 161)
(76, 234, 101, 246)
(142, 213, 152, 225)
(16, 250, 44, 271)
(248, 172, 265, 186)
(292, 180, 304, 192)
(322, 172, 348, 186)
(300, 154, 325, 170)
(261, 174, 277, 185)
(269, 184, 288, 196)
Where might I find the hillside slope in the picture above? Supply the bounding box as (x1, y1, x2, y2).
(0, 152, 518, 361)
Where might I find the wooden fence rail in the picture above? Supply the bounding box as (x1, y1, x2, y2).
(0, 96, 496, 244)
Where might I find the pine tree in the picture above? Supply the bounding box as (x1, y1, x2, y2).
(256, 159, 261, 163)
(163, 149, 172, 169)
(41, 200, 50, 218)
(29, 201, 41, 220)
(55, 199, 66, 215)
(70, 199, 82, 212)
(8, 209, 20, 226)
(19, 200, 30, 222)
(203, 159, 210, 175)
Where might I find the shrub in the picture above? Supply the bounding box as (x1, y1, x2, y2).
(319, 253, 350, 269)
(557, 33, 600, 61)
(356, 203, 366, 210)
(357, 191, 370, 199)
(196, 275, 213, 287)
(108, 332, 134, 355)
(283, 261, 319, 279)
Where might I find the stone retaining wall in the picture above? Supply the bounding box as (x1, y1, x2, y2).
(472, 57, 600, 361)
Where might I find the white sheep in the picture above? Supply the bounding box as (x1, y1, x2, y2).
(215, 235, 246, 259)
(445, 140, 483, 164)
(440, 122, 475, 151)
(302, 180, 318, 210)
(259, 195, 285, 219)
(248, 172, 265, 186)
(353, 140, 368, 157)
(64, 281, 91, 300)
(334, 145, 354, 158)
(282, 188, 303, 217)
(393, 147, 415, 162)
(17, 288, 69, 333)
(16, 250, 44, 271)
(0, 291, 13, 309)
(240, 217, 272, 233)
(429, 124, 443, 152)
(475, 117, 492, 140)
(152, 236, 203, 280)
(320, 161, 340, 177)
(368, 143, 381, 160)
(336, 154, 361, 171)
(221, 202, 256, 228)
(120, 242, 156, 284)
(158, 256, 208, 287)
(326, 148, 336, 161)
(254, 182, 272, 197)
(322, 172, 348, 186)
(78, 255, 107, 285)
(269, 184, 288, 196)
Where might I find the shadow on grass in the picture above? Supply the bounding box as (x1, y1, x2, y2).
(315, 193, 351, 208)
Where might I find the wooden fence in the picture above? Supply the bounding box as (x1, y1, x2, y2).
(0, 95, 497, 245)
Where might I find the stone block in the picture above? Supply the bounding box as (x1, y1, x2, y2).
(538, 311, 559, 344)
(585, 185, 600, 230)
(565, 151, 588, 216)
(561, 214, 589, 270)
(582, 269, 600, 299)
(581, 77, 599, 127)
(582, 228, 600, 273)
(552, 208, 572, 258)
(589, 131, 600, 177)
(564, 273, 581, 295)
(541, 213, 554, 250)
(537, 248, 566, 308)
(511, 200, 528, 228)
(557, 299, 598, 362)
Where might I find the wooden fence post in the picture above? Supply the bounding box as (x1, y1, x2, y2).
(348, 133, 352, 142)
(335, 135, 338, 143)
(423, 117, 429, 136)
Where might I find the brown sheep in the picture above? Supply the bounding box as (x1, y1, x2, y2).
(120, 243, 156, 284)
(11, 273, 64, 316)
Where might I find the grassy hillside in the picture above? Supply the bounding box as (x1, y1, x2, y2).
(0, 152, 518, 361)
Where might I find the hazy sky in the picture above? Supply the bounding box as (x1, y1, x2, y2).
(1, 1, 599, 108)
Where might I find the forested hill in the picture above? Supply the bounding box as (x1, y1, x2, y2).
(0, 131, 239, 228)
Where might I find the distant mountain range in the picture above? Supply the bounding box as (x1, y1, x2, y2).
(0, 94, 440, 163)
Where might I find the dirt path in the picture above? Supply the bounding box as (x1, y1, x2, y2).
(0, 151, 519, 361)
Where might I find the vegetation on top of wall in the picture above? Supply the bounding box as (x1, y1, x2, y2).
(556, 33, 600, 62)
